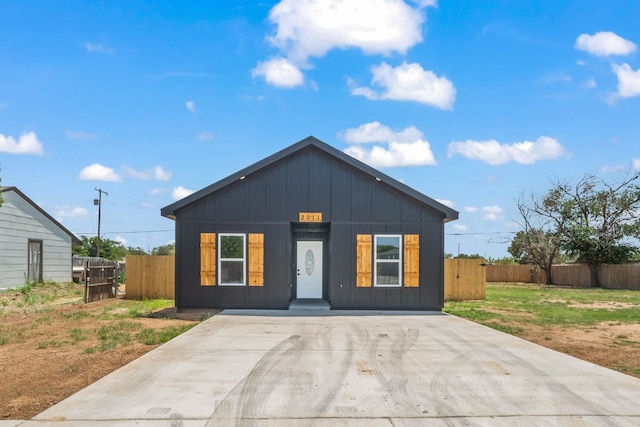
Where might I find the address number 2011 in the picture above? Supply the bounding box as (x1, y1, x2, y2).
(299, 212, 323, 222)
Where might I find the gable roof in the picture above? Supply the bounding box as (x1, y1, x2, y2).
(161, 136, 459, 222)
(1, 186, 82, 244)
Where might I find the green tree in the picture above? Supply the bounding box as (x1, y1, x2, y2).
(73, 236, 128, 261)
(453, 253, 484, 259)
(151, 243, 175, 256)
(126, 246, 148, 255)
(518, 172, 640, 287)
(508, 228, 561, 285)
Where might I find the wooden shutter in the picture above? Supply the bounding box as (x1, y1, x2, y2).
(200, 233, 216, 286)
(404, 234, 420, 287)
(248, 233, 264, 287)
(356, 234, 372, 287)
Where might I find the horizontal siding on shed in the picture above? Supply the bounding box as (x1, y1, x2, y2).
(0, 191, 73, 287)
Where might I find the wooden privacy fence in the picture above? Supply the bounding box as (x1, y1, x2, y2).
(125, 256, 486, 302)
(486, 263, 640, 289)
(125, 255, 175, 300)
(444, 259, 486, 301)
(84, 258, 118, 303)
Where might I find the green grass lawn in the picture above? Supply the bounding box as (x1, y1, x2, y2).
(444, 283, 640, 332)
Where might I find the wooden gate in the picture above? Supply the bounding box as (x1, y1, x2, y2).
(84, 259, 118, 303)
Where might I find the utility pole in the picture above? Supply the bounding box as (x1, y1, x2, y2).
(94, 188, 108, 257)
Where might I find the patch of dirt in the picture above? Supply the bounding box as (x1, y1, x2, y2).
(0, 291, 202, 420)
(513, 322, 640, 378)
(543, 299, 636, 310)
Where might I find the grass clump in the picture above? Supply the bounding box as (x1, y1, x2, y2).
(69, 327, 89, 343)
(135, 324, 195, 345)
(97, 321, 141, 351)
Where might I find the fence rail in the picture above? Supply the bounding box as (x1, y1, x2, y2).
(486, 263, 640, 290)
(125, 256, 487, 302)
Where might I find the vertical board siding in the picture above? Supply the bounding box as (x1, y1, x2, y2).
(356, 234, 372, 287)
(248, 233, 264, 286)
(172, 146, 452, 310)
(200, 233, 216, 286)
(126, 255, 175, 300)
(444, 259, 486, 301)
(403, 234, 420, 287)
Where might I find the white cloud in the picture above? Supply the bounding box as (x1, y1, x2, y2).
(185, 101, 196, 112)
(342, 121, 423, 144)
(345, 140, 436, 168)
(601, 164, 625, 174)
(153, 166, 172, 181)
(575, 31, 637, 57)
(464, 206, 478, 213)
(451, 224, 468, 232)
(436, 199, 455, 208)
(611, 63, 640, 99)
(114, 236, 127, 246)
(0, 132, 44, 155)
(78, 163, 122, 182)
(252, 57, 304, 88)
(122, 165, 172, 181)
(172, 186, 195, 201)
(66, 130, 97, 141)
(341, 121, 436, 167)
(197, 132, 214, 141)
(266, 0, 429, 63)
(54, 206, 89, 220)
(350, 62, 456, 109)
(84, 42, 114, 54)
(582, 77, 597, 89)
(148, 188, 166, 196)
(447, 136, 567, 165)
(482, 205, 503, 221)
(633, 159, 640, 171)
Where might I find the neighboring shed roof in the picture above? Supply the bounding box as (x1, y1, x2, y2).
(161, 136, 459, 222)
(1, 186, 81, 245)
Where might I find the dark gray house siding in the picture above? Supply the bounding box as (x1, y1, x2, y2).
(162, 136, 458, 310)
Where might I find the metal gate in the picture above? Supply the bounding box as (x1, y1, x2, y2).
(84, 259, 118, 303)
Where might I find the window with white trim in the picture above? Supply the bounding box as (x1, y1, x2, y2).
(374, 235, 402, 287)
(218, 233, 246, 285)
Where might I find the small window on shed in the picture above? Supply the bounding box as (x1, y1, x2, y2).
(219, 234, 246, 285)
(374, 235, 402, 287)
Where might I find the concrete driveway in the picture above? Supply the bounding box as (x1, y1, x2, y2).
(9, 310, 640, 426)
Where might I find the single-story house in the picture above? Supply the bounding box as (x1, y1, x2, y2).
(0, 187, 81, 288)
(161, 136, 458, 310)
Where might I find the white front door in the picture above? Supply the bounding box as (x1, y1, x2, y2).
(296, 241, 323, 299)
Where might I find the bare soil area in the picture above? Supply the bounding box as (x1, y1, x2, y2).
(0, 285, 206, 420)
(516, 322, 640, 378)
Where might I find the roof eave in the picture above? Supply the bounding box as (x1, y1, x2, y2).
(160, 136, 460, 222)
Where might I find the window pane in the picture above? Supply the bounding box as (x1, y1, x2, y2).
(376, 262, 399, 285)
(220, 260, 244, 284)
(221, 235, 244, 259)
(376, 236, 400, 260)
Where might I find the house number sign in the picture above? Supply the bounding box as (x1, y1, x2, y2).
(299, 212, 323, 222)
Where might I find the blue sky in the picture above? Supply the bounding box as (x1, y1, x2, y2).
(1, 0, 639, 258)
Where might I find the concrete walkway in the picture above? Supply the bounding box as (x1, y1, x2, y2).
(5, 311, 640, 426)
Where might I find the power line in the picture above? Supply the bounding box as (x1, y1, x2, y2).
(75, 229, 174, 235)
(446, 231, 517, 236)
